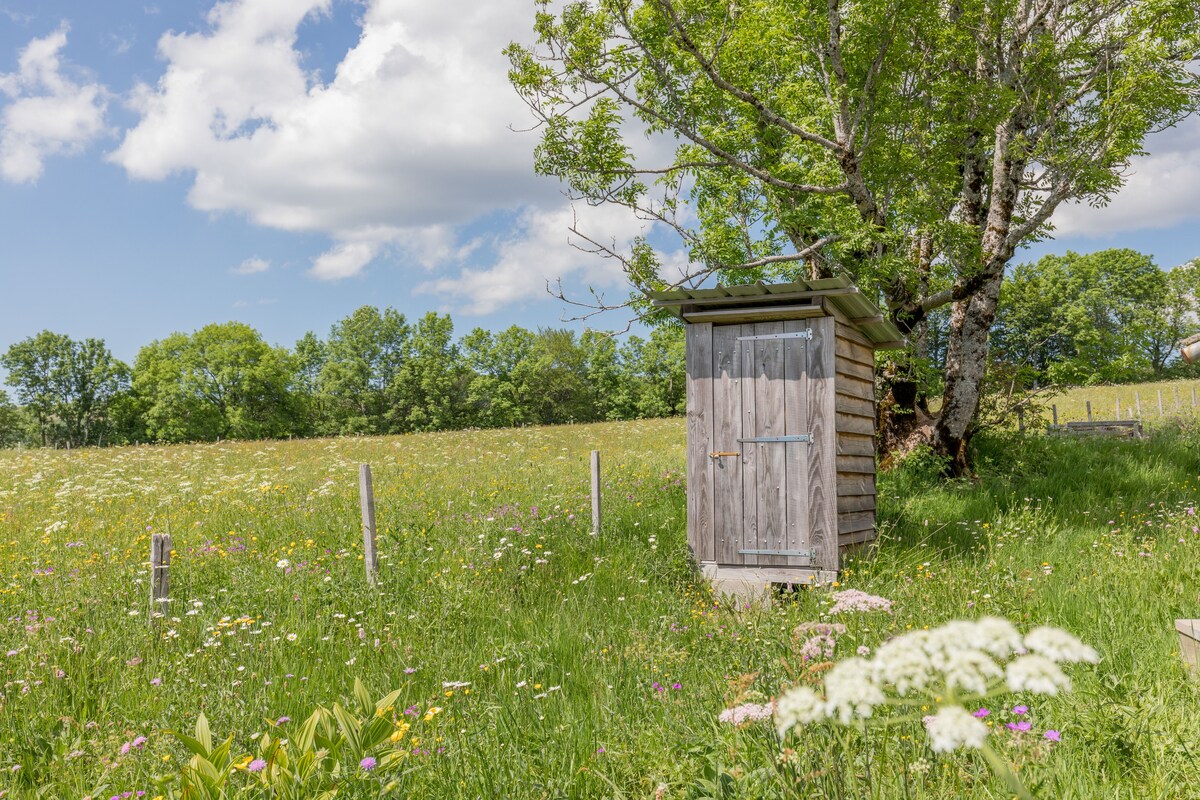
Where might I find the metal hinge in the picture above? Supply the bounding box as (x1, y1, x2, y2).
(736, 329, 812, 342)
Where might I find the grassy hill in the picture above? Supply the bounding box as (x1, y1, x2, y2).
(1, 421, 1199, 797)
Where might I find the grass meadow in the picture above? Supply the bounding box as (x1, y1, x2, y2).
(3, 418, 1200, 797)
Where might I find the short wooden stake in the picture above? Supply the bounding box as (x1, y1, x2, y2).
(1158, 389, 1164, 418)
(1086, 400, 1092, 422)
(1135, 392, 1141, 418)
(590, 450, 602, 536)
(1176, 620, 1200, 672)
(149, 533, 172, 623)
(359, 464, 379, 586)
(1051, 405, 1058, 426)
(1193, 386, 1197, 409)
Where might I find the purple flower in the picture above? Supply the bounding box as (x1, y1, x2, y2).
(973, 707, 990, 718)
(1005, 720, 1033, 732)
(360, 756, 377, 771)
(1012, 705, 1029, 715)
(1044, 729, 1061, 741)
(248, 758, 266, 772)
(149, 678, 162, 686)
(404, 667, 416, 674)
(276, 716, 290, 724)
(131, 736, 147, 749)
(672, 683, 682, 690)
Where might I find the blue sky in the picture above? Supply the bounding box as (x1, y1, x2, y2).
(1, 0, 1197, 371)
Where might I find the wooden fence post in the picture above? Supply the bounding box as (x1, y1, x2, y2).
(1193, 386, 1197, 410)
(1158, 389, 1164, 418)
(1051, 405, 1058, 426)
(1086, 401, 1093, 422)
(1135, 392, 1141, 418)
(150, 533, 172, 623)
(591, 450, 602, 536)
(359, 464, 379, 587)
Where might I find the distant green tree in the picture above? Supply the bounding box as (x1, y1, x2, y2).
(134, 323, 294, 442)
(1, 331, 129, 447)
(994, 249, 1188, 384)
(320, 307, 410, 434)
(515, 329, 594, 424)
(461, 326, 538, 427)
(0, 389, 25, 447)
(633, 326, 686, 418)
(292, 331, 329, 436)
(390, 313, 469, 432)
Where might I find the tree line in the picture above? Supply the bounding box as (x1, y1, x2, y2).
(0, 307, 684, 448)
(2, 247, 1195, 450)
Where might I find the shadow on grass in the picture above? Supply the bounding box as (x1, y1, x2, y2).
(877, 428, 1200, 558)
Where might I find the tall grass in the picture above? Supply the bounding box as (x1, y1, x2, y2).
(1, 421, 1199, 797)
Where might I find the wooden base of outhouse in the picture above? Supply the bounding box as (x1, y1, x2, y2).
(701, 563, 836, 602)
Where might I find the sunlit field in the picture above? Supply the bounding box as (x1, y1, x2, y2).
(3, 421, 1200, 798)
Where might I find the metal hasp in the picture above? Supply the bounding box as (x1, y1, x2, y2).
(737, 329, 812, 342)
(738, 549, 815, 558)
(738, 434, 812, 444)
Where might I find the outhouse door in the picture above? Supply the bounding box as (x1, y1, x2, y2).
(709, 319, 819, 569)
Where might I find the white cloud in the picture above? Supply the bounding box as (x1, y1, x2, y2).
(110, 0, 552, 280)
(0, 26, 108, 183)
(415, 204, 680, 315)
(1050, 117, 1200, 237)
(232, 256, 270, 274)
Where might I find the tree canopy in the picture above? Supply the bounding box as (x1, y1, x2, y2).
(508, 0, 1200, 472)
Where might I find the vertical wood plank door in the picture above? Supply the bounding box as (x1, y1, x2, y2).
(708, 321, 816, 570)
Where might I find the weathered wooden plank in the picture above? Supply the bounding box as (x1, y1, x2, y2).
(686, 323, 714, 563)
(712, 324, 744, 566)
(835, 320, 872, 349)
(838, 511, 876, 535)
(836, 376, 876, 402)
(837, 357, 875, 382)
(836, 434, 875, 457)
(1177, 619, 1200, 671)
(839, 527, 878, 547)
(835, 394, 875, 418)
(836, 412, 876, 436)
(837, 476, 876, 496)
(838, 494, 876, 513)
(682, 304, 827, 325)
(755, 321, 787, 567)
(807, 315, 838, 573)
(835, 336, 874, 368)
(783, 319, 810, 569)
(740, 327, 759, 567)
(836, 455, 877, 474)
(701, 563, 836, 587)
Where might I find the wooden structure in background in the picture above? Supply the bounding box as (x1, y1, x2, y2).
(647, 278, 904, 595)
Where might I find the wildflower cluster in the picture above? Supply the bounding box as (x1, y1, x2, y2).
(775, 617, 1099, 753)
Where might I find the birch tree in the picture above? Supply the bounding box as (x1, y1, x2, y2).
(508, 0, 1199, 474)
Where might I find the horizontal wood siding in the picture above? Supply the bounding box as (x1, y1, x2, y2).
(835, 320, 877, 550)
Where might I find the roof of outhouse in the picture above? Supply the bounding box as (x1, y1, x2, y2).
(645, 276, 906, 349)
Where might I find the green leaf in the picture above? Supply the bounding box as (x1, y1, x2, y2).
(194, 712, 213, 755)
(353, 677, 373, 715)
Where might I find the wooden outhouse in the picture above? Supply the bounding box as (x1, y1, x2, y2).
(647, 277, 904, 593)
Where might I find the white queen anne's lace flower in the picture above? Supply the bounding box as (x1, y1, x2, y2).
(1023, 626, 1100, 664)
(942, 648, 1003, 695)
(1006, 654, 1071, 694)
(924, 705, 989, 752)
(871, 631, 933, 695)
(774, 686, 826, 736)
(824, 658, 885, 723)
